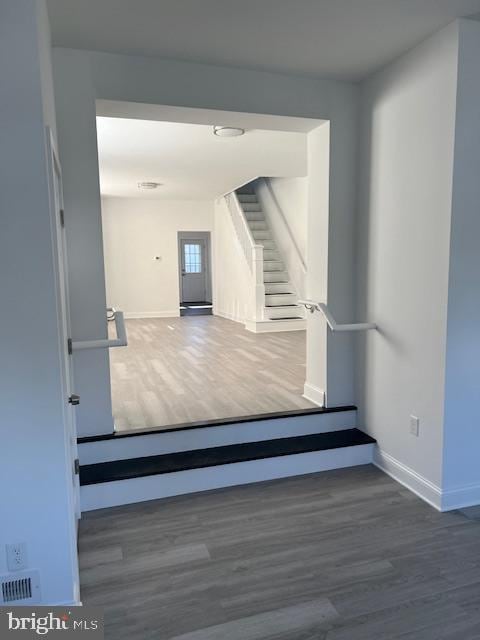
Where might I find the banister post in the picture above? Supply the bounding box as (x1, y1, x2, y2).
(252, 244, 265, 322)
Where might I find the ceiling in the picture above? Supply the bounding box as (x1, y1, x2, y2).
(96, 117, 309, 200)
(47, 0, 480, 81)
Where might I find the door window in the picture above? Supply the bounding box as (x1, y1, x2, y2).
(184, 243, 202, 273)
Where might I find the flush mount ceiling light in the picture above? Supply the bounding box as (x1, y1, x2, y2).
(137, 181, 163, 190)
(213, 126, 245, 137)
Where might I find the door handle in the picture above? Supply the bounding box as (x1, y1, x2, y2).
(68, 394, 80, 406)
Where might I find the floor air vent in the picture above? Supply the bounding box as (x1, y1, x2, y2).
(1, 570, 41, 604)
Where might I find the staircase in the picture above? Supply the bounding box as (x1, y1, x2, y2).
(236, 185, 305, 330)
(78, 406, 376, 511)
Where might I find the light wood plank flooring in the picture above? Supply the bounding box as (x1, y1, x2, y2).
(79, 466, 480, 639)
(109, 316, 313, 431)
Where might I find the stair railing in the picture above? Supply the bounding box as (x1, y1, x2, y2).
(71, 308, 128, 350)
(225, 191, 265, 322)
(297, 300, 377, 332)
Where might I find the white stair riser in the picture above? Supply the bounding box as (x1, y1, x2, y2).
(246, 318, 307, 332)
(253, 231, 272, 240)
(265, 282, 295, 294)
(78, 411, 357, 464)
(80, 444, 374, 511)
(263, 250, 281, 261)
(259, 240, 276, 250)
(264, 271, 289, 282)
(264, 261, 285, 272)
(245, 212, 265, 221)
(237, 195, 258, 203)
(249, 221, 268, 231)
(242, 203, 262, 212)
(266, 293, 297, 306)
(265, 306, 302, 319)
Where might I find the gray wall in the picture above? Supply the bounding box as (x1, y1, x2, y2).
(52, 47, 361, 437)
(442, 19, 480, 500)
(0, 0, 79, 604)
(356, 23, 459, 492)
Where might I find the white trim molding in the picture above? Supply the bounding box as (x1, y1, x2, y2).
(214, 309, 246, 324)
(303, 382, 325, 407)
(375, 448, 480, 511)
(373, 448, 442, 511)
(124, 311, 180, 319)
(441, 483, 480, 511)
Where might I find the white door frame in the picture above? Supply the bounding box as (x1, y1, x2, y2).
(46, 127, 81, 521)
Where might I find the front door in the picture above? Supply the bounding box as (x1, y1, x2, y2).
(180, 238, 208, 303)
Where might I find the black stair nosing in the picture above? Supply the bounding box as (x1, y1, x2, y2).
(265, 293, 294, 296)
(79, 429, 376, 486)
(266, 304, 298, 308)
(270, 316, 304, 320)
(77, 405, 357, 444)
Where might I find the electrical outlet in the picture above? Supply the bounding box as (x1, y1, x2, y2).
(410, 415, 420, 437)
(6, 543, 27, 572)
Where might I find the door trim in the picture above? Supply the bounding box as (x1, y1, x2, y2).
(178, 231, 212, 304)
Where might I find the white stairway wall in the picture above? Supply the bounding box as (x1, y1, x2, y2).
(213, 197, 253, 323)
(256, 177, 308, 299)
(102, 197, 214, 317)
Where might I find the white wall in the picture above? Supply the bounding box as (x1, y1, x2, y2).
(102, 197, 214, 317)
(53, 51, 114, 437)
(442, 19, 480, 504)
(52, 46, 360, 436)
(256, 177, 307, 298)
(305, 123, 330, 406)
(356, 23, 459, 495)
(0, 0, 78, 604)
(213, 198, 253, 323)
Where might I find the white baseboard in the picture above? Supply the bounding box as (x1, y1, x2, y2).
(303, 382, 325, 407)
(441, 482, 480, 511)
(374, 448, 480, 511)
(373, 448, 442, 511)
(124, 311, 180, 319)
(214, 310, 245, 324)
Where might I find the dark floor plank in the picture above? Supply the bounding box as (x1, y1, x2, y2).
(78, 466, 480, 640)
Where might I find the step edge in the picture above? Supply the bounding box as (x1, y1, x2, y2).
(80, 429, 376, 486)
(78, 405, 358, 444)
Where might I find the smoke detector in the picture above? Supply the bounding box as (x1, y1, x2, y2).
(137, 181, 162, 190)
(213, 126, 245, 137)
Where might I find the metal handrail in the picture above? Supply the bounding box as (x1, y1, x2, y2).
(298, 300, 377, 332)
(71, 308, 128, 351)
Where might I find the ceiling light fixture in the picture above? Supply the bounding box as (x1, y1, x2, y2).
(213, 126, 245, 137)
(137, 181, 163, 190)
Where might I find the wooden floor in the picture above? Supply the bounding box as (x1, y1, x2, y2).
(109, 316, 313, 431)
(79, 466, 480, 639)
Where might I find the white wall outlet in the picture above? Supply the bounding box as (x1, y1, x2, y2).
(6, 543, 28, 572)
(410, 415, 420, 437)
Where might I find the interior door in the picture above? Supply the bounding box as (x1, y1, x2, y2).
(180, 238, 207, 302)
(47, 129, 81, 520)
